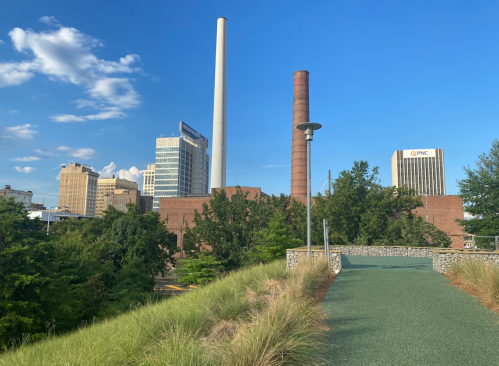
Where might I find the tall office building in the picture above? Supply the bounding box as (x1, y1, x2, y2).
(391, 149, 446, 196)
(96, 177, 139, 217)
(153, 122, 209, 211)
(58, 163, 99, 215)
(142, 164, 155, 196)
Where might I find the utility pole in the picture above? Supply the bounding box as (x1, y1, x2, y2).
(328, 170, 331, 194)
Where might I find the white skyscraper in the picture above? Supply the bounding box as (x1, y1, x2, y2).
(153, 122, 209, 211)
(142, 164, 155, 197)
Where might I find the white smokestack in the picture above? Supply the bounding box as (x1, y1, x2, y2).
(211, 17, 227, 189)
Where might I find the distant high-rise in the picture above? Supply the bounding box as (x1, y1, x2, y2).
(58, 163, 99, 215)
(391, 149, 446, 196)
(142, 164, 155, 197)
(96, 177, 138, 217)
(153, 122, 209, 211)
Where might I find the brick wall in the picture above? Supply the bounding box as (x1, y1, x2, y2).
(414, 195, 464, 249)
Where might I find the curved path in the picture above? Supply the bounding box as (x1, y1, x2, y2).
(322, 255, 499, 365)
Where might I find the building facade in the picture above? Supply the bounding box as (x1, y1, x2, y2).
(142, 164, 155, 196)
(96, 177, 139, 217)
(391, 149, 446, 196)
(0, 185, 33, 210)
(153, 122, 209, 211)
(58, 163, 99, 215)
(140, 195, 153, 214)
(104, 188, 141, 213)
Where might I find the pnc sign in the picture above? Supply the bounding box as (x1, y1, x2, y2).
(403, 149, 436, 158)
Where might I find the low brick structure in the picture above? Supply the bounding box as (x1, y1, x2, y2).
(414, 195, 465, 249)
(329, 245, 435, 258)
(286, 246, 342, 274)
(433, 250, 499, 273)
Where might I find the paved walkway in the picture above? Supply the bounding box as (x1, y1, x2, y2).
(322, 255, 499, 365)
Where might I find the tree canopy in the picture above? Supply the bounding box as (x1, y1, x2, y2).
(457, 139, 499, 236)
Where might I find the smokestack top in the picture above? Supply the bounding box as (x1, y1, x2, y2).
(294, 70, 309, 75)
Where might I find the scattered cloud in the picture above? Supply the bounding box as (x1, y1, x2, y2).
(262, 164, 289, 169)
(0, 40, 4, 44)
(4, 123, 37, 139)
(30, 146, 98, 160)
(34, 148, 57, 158)
(0, 19, 143, 121)
(39, 16, 60, 26)
(70, 148, 99, 160)
(10, 156, 41, 162)
(15, 166, 35, 173)
(98, 161, 142, 185)
(8, 110, 18, 114)
(55, 171, 61, 180)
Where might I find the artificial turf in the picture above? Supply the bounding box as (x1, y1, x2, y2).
(322, 255, 499, 366)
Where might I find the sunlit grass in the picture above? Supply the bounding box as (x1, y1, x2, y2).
(0, 259, 330, 366)
(448, 260, 499, 310)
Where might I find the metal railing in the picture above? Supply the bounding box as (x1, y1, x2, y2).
(464, 235, 499, 251)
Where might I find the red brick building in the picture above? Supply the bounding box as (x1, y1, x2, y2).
(158, 186, 265, 258)
(414, 195, 465, 248)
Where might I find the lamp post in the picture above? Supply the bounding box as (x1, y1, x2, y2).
(46, 206, 52, 235)
(296, 122, 322, 258)
(421, 193, 429, 244)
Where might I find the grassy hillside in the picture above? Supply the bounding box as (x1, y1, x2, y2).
(0, 259, 330, 366)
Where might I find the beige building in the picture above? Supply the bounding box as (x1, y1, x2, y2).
(104, 188, 141, 213)
(58, 163, 99, 215)
(392, 149, 446, 196)
(96, 177, 138, 217)
(142, 164, 155, 197)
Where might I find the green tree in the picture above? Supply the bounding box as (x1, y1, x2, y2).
(252, 212, 302, 262)
(457, 139, 499, 236)
(175, 253, 224, 285)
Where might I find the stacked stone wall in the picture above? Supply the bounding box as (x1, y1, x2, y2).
(286, 248, 342, 274)
(433, 250, 499, 273)
(328, 246, 435, 258)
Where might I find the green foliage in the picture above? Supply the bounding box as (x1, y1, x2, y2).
(252, 211, 302, 262)
(175, 253, 224, 285)
(312, 161, 451, 247)
(0, 201, 175, 350)
(457, 139, 499, 236)
(183, 188, 306, 270)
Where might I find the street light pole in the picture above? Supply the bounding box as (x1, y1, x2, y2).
(46, 206, 52, 235)
(296, 122, 322, 258)
(422, 193, 429, 244)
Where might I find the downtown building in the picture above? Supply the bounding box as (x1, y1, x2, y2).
(152, 122, 209, 211)
(58, 163, 99, 216)
(0, 185, 33, 210)
(142, 164, 155, 197)
(96, 176, 139, 217)
(391, 149, 446, 196)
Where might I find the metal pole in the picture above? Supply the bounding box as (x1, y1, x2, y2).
(307, 139, 311, 258)
(425, 194, 428, 223)
(495, 236, 498, 251)
(323, 219, 327, 259)
(46, 206, 51, 235)
(472, 235, 476, 250)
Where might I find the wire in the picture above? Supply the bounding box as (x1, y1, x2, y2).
(31, 192, 60, 197)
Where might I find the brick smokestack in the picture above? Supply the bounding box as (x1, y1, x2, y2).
(291, 70, 309, 198)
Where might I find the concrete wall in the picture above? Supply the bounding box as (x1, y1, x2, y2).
(433, 250, 499, 273)
(329, 245, 435, 258)
(286, 247, 342, 274)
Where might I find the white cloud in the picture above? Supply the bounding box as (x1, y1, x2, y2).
(39, 16, 60, 26)
(56, 146, 71, 152)
(55, 171, 61, 180)
(97, 161, 142, 185)
(15, 166, 35, 173)
(70, 148, 99, 159)
(262, 164, 289, 169)
(34, 148, 57, 158)
(8, 110, 18, 114)
(0, 21, 143, 121)
(4, 124, 37, 139)
(10, 156, 41, 162)
(0, 40, 4, 44)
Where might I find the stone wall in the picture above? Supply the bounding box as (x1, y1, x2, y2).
(433, 250, 499, 273)
(286, 247, 342, 274)
(329, 246, 435, 258)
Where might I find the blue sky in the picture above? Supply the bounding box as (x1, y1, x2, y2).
(1, 0, 498, 207)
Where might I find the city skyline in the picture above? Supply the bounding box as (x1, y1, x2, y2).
(2, 1, 499, 207)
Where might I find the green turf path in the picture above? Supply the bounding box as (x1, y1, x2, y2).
(322, 255, 499, 366)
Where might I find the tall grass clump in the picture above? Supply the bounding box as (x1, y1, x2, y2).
(0, 259, 331, 366)
(448, 260, 499, 310)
